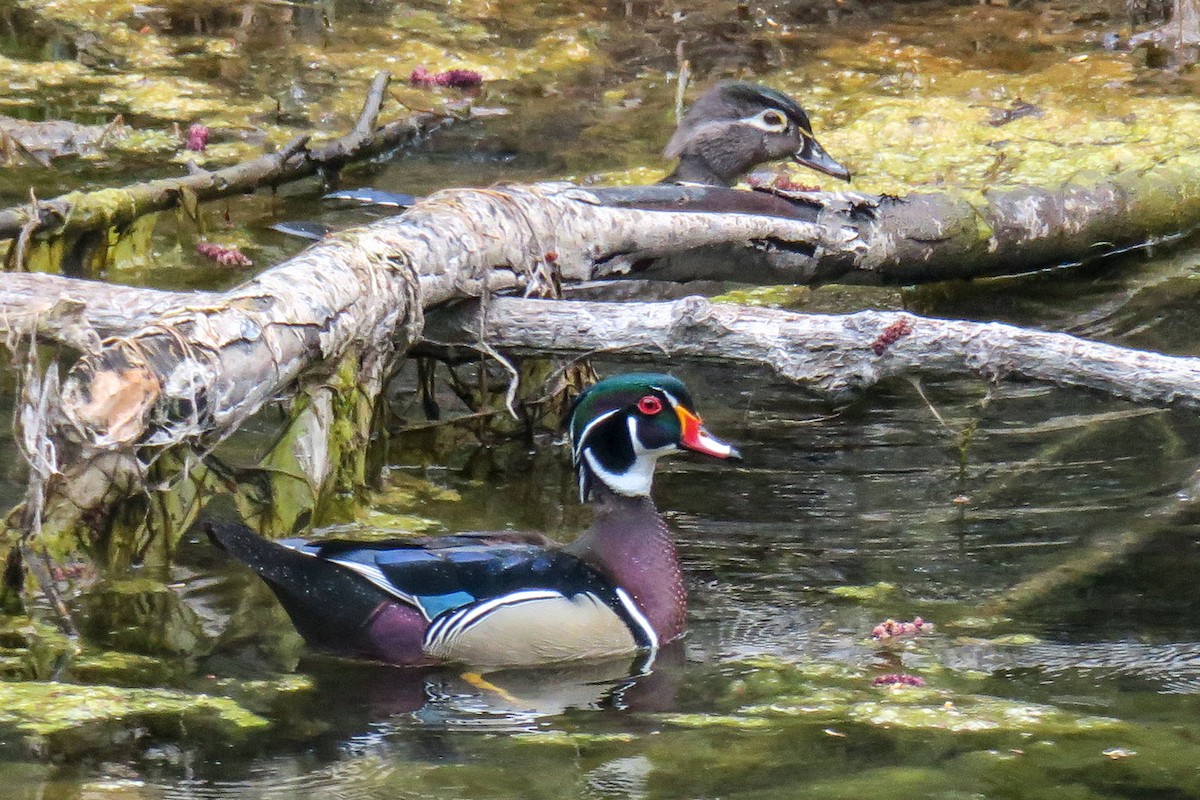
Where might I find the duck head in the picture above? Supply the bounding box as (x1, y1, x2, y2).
(664, 81, 851, 187)
(569, 373, 742, 502)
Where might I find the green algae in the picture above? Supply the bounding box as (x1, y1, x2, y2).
(69, 650, 184, 687)
(0, 680, 267, 747)
(376, 470, 462, 507)
(203, 673, 314, 716)
(355, 510, 443, 534)
(828, 581, 900, 603)
(662, 713, 773, 730)
(712, 285, 909, 312)
(98, 73, 268, 122)
(712, 285, 812, 308)
(840, 695, 1121, 735)
(0, 54, 93, 109)
(690, 658, 1124, 738)
(0, 617, 75, 681)
(762, 16, 1200, 199)
(512, 730, 638, 746)
(982, 632, 1044, 646)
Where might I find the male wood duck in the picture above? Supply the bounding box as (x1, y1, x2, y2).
(302, 81, 849, 219)
(207, 373, 741, 667)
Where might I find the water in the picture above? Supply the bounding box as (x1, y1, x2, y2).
(4, 0, 1200, 796)
(7, 363, 1200, 797)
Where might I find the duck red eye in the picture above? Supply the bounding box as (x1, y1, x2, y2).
(637, 395, 664, 415)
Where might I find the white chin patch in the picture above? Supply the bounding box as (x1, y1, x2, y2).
(585, 416, 677, 497)
(584, 448, 655, 497)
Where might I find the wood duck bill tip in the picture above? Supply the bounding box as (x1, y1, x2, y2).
(676, 408, 742, 462)
(795, 138, 852, 182)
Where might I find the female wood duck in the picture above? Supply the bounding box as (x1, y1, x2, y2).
(207, 373, 741, 667)
(312, 81, 849, 214)
(663, 81, 850, 187)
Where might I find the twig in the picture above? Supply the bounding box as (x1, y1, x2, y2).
(0, 71, 457, 243)
(354, 72, 390, 136)
(674, 40, 690, 125)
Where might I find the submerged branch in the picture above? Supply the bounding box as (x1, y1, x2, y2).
(0, 71, 456, 246)
(979, 464, 1200, 619)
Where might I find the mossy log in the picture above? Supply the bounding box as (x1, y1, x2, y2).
(596, 164, 1200, 286)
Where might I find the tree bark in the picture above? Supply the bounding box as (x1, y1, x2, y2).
(7, 179, 1200, 453)
(595, 166, 1200, 286)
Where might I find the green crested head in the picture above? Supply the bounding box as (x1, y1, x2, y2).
(568, 373, 741, 502)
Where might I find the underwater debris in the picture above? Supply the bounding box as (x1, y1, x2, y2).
(986, 99, 1045, 127)
(872, 673, 927, 687)
(409, 67, 483, 90)
(871, 616, 932, 639)
(184, 123, 210, 152)
(196, 241, 252, 268)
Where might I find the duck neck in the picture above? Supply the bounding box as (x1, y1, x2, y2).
(664, 155, 734, 187)
(567, 483, 687, 645)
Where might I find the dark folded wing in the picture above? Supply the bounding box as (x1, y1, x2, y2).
(279, 535, 620, 623)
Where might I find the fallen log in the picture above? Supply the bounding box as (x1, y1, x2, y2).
(12, 272, 1200, 410)
(7, 181, 1200, 452)
(4, 178, 1200, 580)
(596, 167, 1200, 286)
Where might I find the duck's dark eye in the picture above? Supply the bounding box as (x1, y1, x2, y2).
(637, 395, 664, 415)
(763, 111, 785, 128)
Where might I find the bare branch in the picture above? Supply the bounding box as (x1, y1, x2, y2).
(424, 296, 1200, 409)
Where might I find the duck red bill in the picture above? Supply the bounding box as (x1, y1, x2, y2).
(676, 407, 742, 460)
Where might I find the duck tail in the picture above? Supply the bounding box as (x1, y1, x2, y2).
(204, 520, 387, 653)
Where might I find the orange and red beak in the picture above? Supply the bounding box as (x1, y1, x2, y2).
(675, 406, 742, 461)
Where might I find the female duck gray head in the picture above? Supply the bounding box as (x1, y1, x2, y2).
(664, 81, 851, 187)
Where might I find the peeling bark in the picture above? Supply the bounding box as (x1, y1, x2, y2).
(5, 178, 1200, 458)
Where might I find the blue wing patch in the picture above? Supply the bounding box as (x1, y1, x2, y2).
(417, 590, 476, 619)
